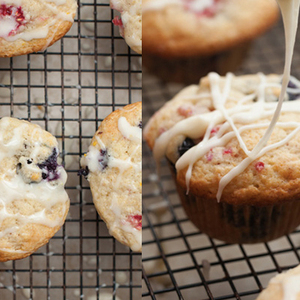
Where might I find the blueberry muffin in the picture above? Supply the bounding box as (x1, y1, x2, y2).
(256, 265, 300, 300)
(0, 0, 77, 57)
(0, 117, 69, 261)
(144, 73, 300, 244)
(142, 0, 279, 83)
(111, 0, 142, 54)
(80, 102, 142, 252)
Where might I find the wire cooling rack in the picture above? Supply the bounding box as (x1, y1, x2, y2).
(142, 16, 300, 300)
(0, 1, 142, 299)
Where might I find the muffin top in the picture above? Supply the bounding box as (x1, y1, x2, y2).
(143, 0, 279, 57)
(256, 264, 300, 300)
(144, 73, 300, 205)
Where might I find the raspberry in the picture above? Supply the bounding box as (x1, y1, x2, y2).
(210, 125, 221, 136)
(112, 16, 123, 27)
(0, 5, 26, 36)
(112, 16, 124, 37)
(223, 148, 233, 155)
(206, 149, 213, 161)
(255, 161, 265, 172)
(127, 215, 142, 230)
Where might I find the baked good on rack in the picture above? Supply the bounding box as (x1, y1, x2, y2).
(0, 0, 77, 57)
(80, 102, 142, 252)
(0, 117, 69, 261)
(111, 0, 142, 54)
(256, 264, 300, 300)
(142, 0, 279, 83)
(144, 72, 300, 244)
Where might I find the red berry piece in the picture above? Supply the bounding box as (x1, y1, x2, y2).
(0, 5, 26, 36)
(112, 15, 123, 27)
(206, 149, 213, 161)
(210, 125, 221, 136)
(127, 214, 142, 230)
(112, 16, 124, 37)
(255, 161, 265, 172)
(223, 148, 233, 155)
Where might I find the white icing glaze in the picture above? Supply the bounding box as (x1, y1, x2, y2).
(152, 0, 300, 202)
(0, 17, 17, 37)
(0, 117, 69, 249)
(118, 116, 142, 143)
(282, 275, 300, 300)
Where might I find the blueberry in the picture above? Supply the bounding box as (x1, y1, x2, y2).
(38, 148, 59, 182)
(99, 149, 108, 170)
(287, 80, 300, 101)
(178, 138, 195, 157)
(138, 121, 142, 129)
(78, 166, 89, 178)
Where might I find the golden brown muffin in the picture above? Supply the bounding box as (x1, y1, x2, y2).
(0, 117, 69, 261)
(142, 0, 279, 83)
(0, 0, 77, 57)
(144, 73, 300, 243)
(80, 102, 142, 252)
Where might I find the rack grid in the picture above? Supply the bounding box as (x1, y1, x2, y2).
(142, 17, 300, 300)
(0, 1, 142, 299)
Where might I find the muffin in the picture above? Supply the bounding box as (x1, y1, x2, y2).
(80, 102, 142, 252)
(144, 72, 300, 244)
(111, 0, 142, 54)
(256, 265, 300, 300)
(142, 0, 279, 83)
(0, 0, 77, 57)
(0, 117, 70, 261)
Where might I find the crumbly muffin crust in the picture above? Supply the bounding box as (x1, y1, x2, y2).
(81, 102, 142, 252)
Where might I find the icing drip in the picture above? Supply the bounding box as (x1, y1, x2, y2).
(118, 117, 142, 143)
(152, 0, 300, 201)
(0, 118, 69, 248)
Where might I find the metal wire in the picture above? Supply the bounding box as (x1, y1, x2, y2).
(142, 18, 300, 300)
(0, 1, 142, 299)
